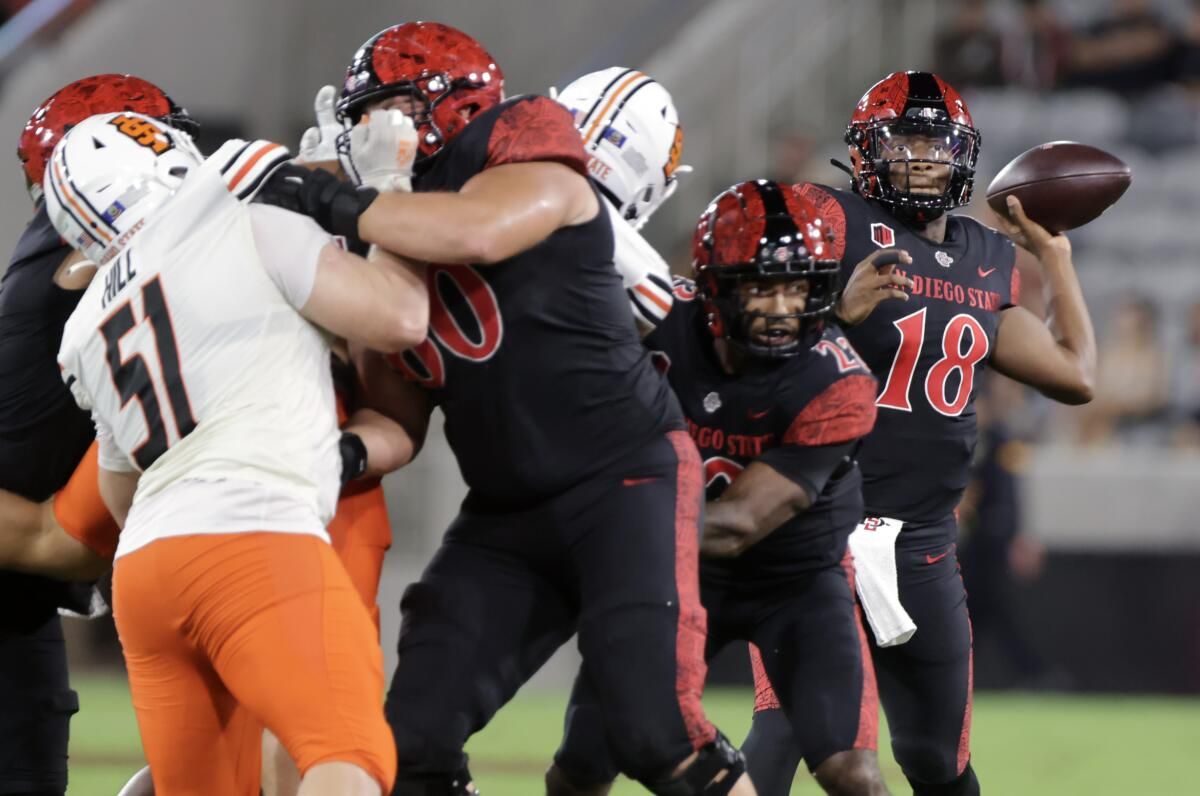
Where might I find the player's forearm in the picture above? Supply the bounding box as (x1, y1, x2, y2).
(1038, 248, 1096, 402)
(702, 497, 796, 558)
(359, 191, 496, 264)
(343, 408, 417, 477)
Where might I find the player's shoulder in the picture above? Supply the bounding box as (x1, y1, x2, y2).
(777, 330, 878, 446)
(645, 276, 703, 354)
(949, 211, 1015, 245)
(478, 94, 588, 174)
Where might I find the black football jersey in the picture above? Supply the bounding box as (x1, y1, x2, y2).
(799, 184, 1019, 525)
(647, 280, 878, 580)
(0, 206, 97, 621)
(0, 206, 94, 500)
(392, 95, 682, 509)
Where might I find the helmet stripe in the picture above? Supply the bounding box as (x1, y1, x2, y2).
(573, 67, 636, 133)
(60, 147, 120, 236)
(581, 71, 647, 144)
(50, 157, 113, 245)
(753, 181, 801, 246)
(589, 77, 656, 152)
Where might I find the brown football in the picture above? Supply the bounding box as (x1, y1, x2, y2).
(985, 141, 1132, 232)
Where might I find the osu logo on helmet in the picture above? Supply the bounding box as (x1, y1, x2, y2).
(692, 180, 841, 358)
(844, 70, 980, 223)
(18, 74, 197, 203)
(336, 21, 504, 165)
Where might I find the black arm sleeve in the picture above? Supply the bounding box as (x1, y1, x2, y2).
(756, 440, 858, 503)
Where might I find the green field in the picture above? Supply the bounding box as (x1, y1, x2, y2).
(68, 673, 1200, 795)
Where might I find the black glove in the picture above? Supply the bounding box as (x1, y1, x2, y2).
(339, 430, 368, 487)
(256, 163, 379, 244)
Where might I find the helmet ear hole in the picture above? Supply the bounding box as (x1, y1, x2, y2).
(168, 166, 190, 178)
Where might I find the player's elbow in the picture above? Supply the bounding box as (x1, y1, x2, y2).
(461, 225, 509, 264)
(376, 314, 428, 354)
(1051, 370, 1095, 405)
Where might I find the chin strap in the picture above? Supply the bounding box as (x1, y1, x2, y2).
(829, 158, 855, 180)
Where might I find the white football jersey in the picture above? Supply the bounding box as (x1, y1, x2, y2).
(58, 140, 342, 558)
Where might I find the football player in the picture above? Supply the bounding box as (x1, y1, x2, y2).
(259, 21, 756, 796)
(548, 180, 904, 796)
(0, 74, 198, 796)
(554, 67, 687, 334)
(741, 71, 1095, 796)
(49, 112, 427, 795)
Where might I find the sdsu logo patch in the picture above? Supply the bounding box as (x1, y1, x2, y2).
(870, 222, 895, 248)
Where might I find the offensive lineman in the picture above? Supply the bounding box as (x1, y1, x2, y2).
(49, 112, 426, 795)
(743, 71, 1095, 796)
(260, 21, 756, 796)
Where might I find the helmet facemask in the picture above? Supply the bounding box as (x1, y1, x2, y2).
(703, 257, 840, 359)
(847, 113, 980, 224)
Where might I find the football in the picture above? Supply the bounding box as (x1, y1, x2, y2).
(985, 141, 1132, 232)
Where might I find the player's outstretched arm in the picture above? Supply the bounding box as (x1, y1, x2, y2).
(991, 195, 1096, 404)
(358, 161, 599, 265)
(342, 408, 420, 478)
(0, 491, 106, 580)
(351, 346, 434, 461)
(702, 462, 813, 558)
(302, 243, 429, 353)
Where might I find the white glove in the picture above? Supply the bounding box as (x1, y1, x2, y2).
(339, 109, 418, 193)
(296, 85, 342, 165)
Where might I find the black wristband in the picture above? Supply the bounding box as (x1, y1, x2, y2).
(339, 431, 368, 487)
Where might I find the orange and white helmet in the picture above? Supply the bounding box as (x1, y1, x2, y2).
(556, 67, 689, 231)
(44, 112, 201, 265)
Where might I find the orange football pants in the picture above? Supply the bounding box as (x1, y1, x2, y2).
(326, 478, 391, 632)
(53, 441, 120, 559)
(113, 532, 396, 795)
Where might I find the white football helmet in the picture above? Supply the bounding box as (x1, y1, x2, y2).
(43, 111, 202, 265)
(555, 67, 689, 231)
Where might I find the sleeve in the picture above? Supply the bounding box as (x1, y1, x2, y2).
(94, 413, 137, 473)
(607, 200, 673, 329)
(780, 373, 878, 447)
(643, 276, 698, 353)
(215, 139, 292, 202)
(758, 439, 858, 501)
(485, 96, 589, 176)
(248, 204, 333, 309)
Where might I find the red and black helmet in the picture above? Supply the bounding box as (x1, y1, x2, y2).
(17, 73, 197, 203)
(844, 70, 980, 223)
(692, 180, 841, 358)
(336, 21, 504, 164)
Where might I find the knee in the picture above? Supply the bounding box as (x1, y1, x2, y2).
(813, 750, 888, 796)
(890, 734, 959, 787)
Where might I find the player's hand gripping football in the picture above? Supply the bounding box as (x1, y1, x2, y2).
(998, 195, 1072, 260)
(834, 248, 914, 326)
(340, 109, 418, 193)
(296, 85, 342, 166)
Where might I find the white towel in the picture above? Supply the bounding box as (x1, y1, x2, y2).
(848, 516, 916, 647)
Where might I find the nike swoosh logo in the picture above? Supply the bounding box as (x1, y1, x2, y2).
(925, 551, 950, 565)
(748, 409, 770, 420)
(977, 266, 996, 278)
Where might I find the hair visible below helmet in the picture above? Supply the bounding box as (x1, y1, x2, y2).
(844, 70, 980, 224)
(555, 67, 687, 231)
(43, 112, 202, 265)
(692, 180, 841, 358)
(18, 74, 198, 204)
(336, 21, 504, 165)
